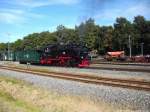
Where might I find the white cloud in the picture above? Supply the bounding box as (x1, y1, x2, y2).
(0, 8, 44, 25)
(0, 12, 25, 24)
(0, 0, 80, 25)
(4, 0, 80, 8)
(0, 9, 24, 15)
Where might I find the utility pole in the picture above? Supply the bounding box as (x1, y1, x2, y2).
(7, 42, 10, 60)
(128, 35, 132, 58)
(140, 43, 144, 56)
(6, 33, 11, 61)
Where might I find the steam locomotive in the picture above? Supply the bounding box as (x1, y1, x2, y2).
(17, 43, 90, 67)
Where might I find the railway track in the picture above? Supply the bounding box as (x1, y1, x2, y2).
(88, 62, 150, 73)
(91, 61, 150, 66)
(0, 65, 150, 92)
(87, 66, 150, 73)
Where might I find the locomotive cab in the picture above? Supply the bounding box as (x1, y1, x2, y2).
(77, 47, 89, 67)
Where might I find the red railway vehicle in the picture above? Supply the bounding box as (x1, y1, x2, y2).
(105, 51, 126, 61)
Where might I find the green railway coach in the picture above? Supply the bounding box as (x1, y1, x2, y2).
(17, 50, 42, 64)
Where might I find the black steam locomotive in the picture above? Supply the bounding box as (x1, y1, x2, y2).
(16, 43, 89, 67)
(40, 43, 89, 67)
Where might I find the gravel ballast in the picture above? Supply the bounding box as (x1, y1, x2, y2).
(46, 66, 150, 81)
(0, 61, 150, 82)
(0, 69, 150, 111)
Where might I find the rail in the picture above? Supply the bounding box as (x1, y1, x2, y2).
(0, 65, 150, 92)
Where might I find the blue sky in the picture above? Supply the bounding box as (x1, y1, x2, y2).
(0, 0, 150, 43)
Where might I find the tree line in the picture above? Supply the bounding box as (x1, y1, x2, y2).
(0, 15, 150, 55)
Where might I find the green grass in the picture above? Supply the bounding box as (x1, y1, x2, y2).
(0, 76, 42, 112)
(0, 91, 42, 112)
(0, 75, 34, 87)
(0, 75, 24, 84)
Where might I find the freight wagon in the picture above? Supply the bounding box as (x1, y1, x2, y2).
(105, 51, 126, 61)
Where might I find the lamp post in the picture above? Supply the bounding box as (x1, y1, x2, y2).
(140, 43, 144, 56)
(7, 42, 10, 60)
(6, 33, 11, 61)
(128, 35, 132, 58)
